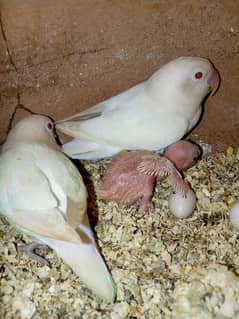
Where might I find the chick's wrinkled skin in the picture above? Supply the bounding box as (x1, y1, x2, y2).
(99, 141, 200, 212)
(99, 150, 156, 211)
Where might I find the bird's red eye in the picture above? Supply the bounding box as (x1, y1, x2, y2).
(47, 122, 53, 130)
(195, 71, 203, 79)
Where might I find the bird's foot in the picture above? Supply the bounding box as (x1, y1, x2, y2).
(18, 242, 49, 266)
(138, 196, 154, 212)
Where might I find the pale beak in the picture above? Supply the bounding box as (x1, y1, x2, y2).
(207, 68, 220, 96)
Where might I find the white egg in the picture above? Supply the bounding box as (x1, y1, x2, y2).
(168, 189, 196, 218)
(229, 202, 239, 230)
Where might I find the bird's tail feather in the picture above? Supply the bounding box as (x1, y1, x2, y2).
(62, 139, 121, 160)
(37, 235, 116, 302)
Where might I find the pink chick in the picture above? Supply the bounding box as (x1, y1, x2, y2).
(99, 140, 201, 212)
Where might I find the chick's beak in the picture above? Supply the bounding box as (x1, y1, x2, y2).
(207, 68, 220, 96)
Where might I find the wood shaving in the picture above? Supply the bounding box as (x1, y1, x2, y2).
(0, 145, 239, 319)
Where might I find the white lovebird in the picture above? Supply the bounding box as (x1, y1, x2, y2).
(0, 115, 115, 302)
(56, 56, 220, 160)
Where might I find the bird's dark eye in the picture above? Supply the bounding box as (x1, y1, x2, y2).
(47, 122, 53, 130)
(195, 71, 203, 79)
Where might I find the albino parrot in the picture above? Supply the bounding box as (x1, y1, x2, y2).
(0, 115, 115, 302)
(56, 56, 220, 160)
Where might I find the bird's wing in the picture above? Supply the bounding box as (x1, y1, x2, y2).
(0, 148, 58, 213)
(33, 145, 88, 221)
(56, 108, 103, 123)
(61, 110, 190, 152)
(56, 82, 145, 124)
(0, 145, 115, 302)
(56, 78, 190, 150)
(0, 145, 89, 241)
(55, 97, 114, 124)
(0, 153, 80, 244)
(33, 144, 96, 242)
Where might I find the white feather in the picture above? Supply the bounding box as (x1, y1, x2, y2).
(0, 115, 115, 302)
(56, 56, 219, 160)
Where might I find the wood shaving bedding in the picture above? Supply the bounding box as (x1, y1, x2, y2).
(0, 145, 238, 319)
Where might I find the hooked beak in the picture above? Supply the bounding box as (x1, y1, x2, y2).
(207, 68, 220, 96)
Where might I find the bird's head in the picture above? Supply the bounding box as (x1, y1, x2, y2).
(4, 115, 60, 150)
(147, 56, 220, 111)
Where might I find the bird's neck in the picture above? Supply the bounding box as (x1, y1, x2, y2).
(146, 77, 202, 120)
